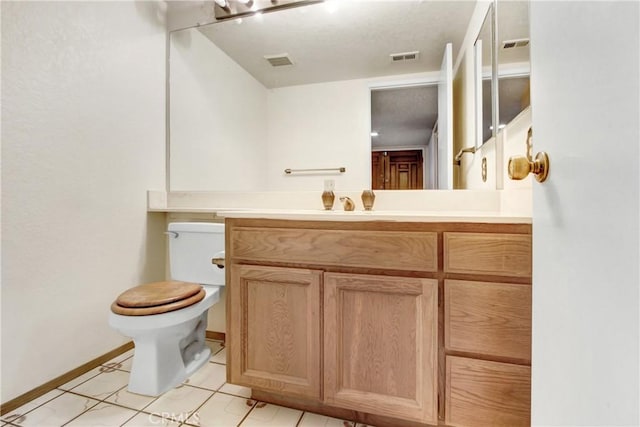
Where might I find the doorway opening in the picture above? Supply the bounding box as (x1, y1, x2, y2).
(372, 149, 424, 190)
(370, 84, 439, 190)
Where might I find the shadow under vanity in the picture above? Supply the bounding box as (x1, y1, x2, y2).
(223, 216, 531, 427)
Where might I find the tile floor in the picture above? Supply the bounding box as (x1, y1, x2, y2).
(1, 340, 373, 427)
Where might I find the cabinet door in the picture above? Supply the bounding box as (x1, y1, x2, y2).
(228, 265, 321, 399)
(324, 273, 438, 424)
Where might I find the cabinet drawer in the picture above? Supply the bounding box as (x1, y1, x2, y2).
(444, 232, 531, 277)
(445, 280, 531, 360)
(446, 356, 530, 427)
(230, 227, 437, 272)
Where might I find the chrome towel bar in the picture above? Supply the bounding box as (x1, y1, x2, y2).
(284, 167, 346, 174)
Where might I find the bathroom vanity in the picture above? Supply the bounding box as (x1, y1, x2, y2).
(224, 215, 532, 427)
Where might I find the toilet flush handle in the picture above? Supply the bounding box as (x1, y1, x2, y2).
(211, 250, 225, 269)
(164, 231, 179, 238)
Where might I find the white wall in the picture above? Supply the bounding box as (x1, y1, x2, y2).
(530, 1, 639, 425)
(462, 137, 496, 189)
(169, 27, 268, 191)
(1, 1, 166, 402)
(463, 107, 532, 190)
(266, 79, 371, 191)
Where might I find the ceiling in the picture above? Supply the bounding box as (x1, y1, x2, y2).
(371, 85, 438, 149)
(199, 1, 477, 88)
(190, 1, 530, 149)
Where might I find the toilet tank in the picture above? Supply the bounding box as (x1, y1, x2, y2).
(168, 222, 225, 286)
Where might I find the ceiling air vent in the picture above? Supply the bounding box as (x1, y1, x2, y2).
(264, 53, 294, 67)
(390, 51, 420, 62)
(502, 38, 530, 49)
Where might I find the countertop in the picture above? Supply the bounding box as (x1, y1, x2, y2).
(147, 190, 533, 224)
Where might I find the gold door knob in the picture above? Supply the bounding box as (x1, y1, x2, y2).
(508, 152, 550, 182)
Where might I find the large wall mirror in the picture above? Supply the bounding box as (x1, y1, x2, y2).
(168, 1, 476, 192)
(475, 0, 530, 148)
(168, 0, 529, 192)
(496, 0, 530, 128)
(475, 4, 495, 147)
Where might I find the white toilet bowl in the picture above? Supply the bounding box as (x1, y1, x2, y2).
(108, 285, 220, 396)
(108, 222, 226, 396)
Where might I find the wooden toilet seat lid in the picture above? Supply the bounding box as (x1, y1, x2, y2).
(111, 281, 205, 316)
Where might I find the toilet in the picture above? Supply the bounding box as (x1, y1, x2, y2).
(109, 222, 225, 396)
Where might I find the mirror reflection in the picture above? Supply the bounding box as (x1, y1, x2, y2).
(476, 0, 530, 146)
(475, 6, 494, 146)
(168, 0, 528, 192)
(497, 0, 530, 128)
(371, 85, 438, 190)
(169, 1, 475, 192)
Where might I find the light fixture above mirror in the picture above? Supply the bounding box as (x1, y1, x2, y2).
(214, 0, 319, 21)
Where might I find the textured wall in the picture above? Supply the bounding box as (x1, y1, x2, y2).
(1, 1, 166, 402)
(169, 27, 268, 191)
(265, 79, 371, 191)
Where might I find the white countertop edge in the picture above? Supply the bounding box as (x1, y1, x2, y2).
(154, 207, 531, 223)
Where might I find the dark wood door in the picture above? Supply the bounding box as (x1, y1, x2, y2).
(372, 150, 424, 190)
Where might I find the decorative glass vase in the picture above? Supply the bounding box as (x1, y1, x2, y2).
(361, 190, 376, 210)
(322, 191, 335, 210)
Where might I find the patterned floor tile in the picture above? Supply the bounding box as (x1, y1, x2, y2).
(57, 367, 103, 391)
(15, 393, 99, 427)
(143, 385, 213, 422)
(103, 355, 133, 372)
(104, 385, 158, 411)
(239, 403, 302, 427)
(69, 369, 130, 400)
(210, 347, 226, 364)
(299, 412, 355, 427)
(64, 402, 137, 426)
(218, 383, 252, 399)
(184, 362, 226, 391)
(185, 393, 255, 426)
(205, 340, 224, 360)
(1, 390, 63, 424)
(121, 411, 181, 426)
(118, 356, 133, 372)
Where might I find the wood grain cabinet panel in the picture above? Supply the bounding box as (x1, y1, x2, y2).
(444, 232, 532, 277)
(323, 273, 438, 424)
(445, 280, 531, 360)
(230, 227, 437, 272)
(227, 265, 321, 399)
(446, 356, 531, 427)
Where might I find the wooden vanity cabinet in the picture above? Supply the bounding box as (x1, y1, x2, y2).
(226, 219, 532, 427)
(443, 232, 532, 427)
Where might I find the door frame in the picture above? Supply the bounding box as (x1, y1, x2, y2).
(368, 75, 439, 189)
